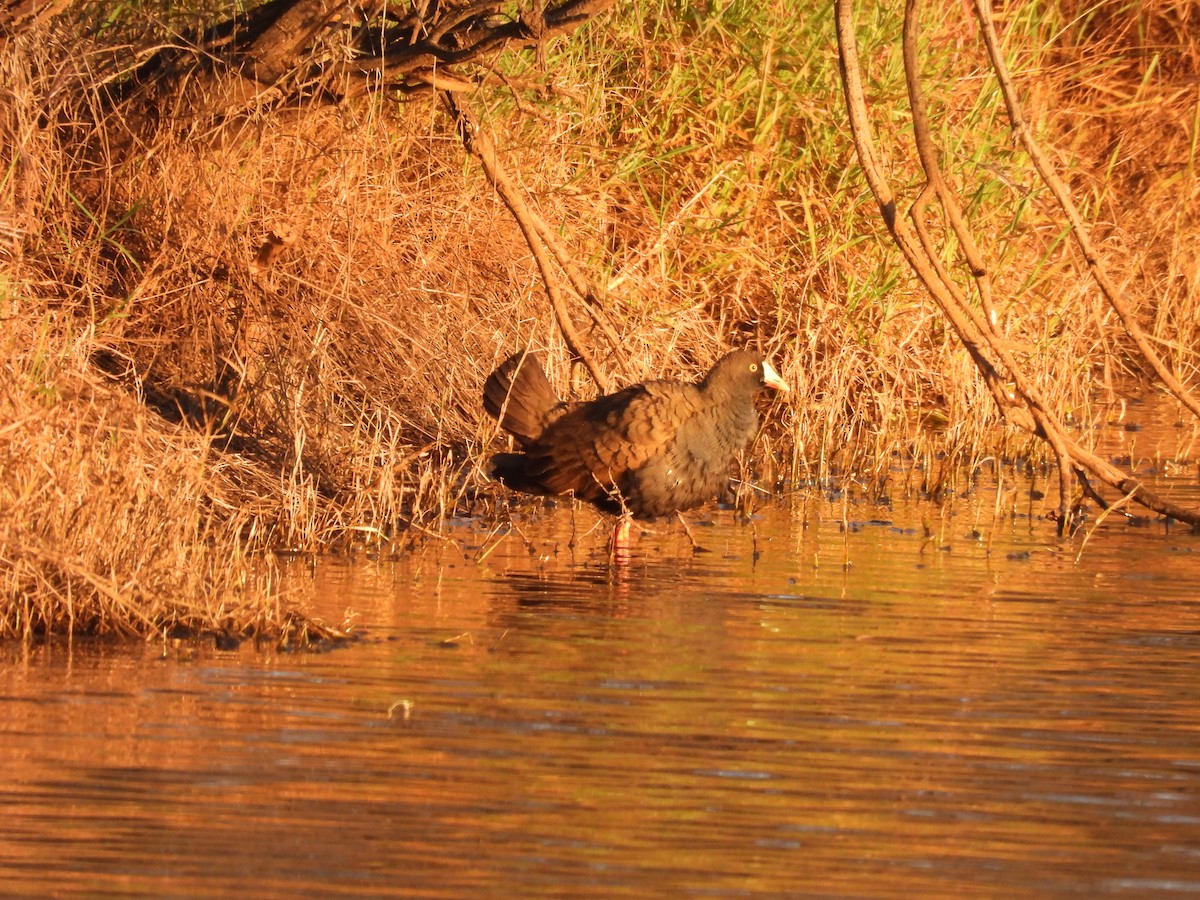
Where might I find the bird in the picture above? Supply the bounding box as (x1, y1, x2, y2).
(481, 349, 788, 539)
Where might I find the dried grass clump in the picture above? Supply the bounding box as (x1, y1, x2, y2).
(0, 313, 327, 641)
(83, 102, 528, 546)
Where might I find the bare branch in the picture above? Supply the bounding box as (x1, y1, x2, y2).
(441, 92, 616, 391)
(112, 0, 617, 121)
(902, 0, 996, 329)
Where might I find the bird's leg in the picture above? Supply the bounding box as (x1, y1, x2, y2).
(609, 514, 633, 564)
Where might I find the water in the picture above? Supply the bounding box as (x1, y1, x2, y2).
(2, 465, 1199, 896)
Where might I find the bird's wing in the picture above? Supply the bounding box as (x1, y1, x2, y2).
(530, 381, 703, 498)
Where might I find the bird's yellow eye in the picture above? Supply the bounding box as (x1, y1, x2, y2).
(749, 363, 759, 373)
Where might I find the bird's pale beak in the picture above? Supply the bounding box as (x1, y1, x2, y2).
(762, 359, 789, 392)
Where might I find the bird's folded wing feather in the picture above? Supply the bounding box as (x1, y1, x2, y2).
(532, 381, 703, 496)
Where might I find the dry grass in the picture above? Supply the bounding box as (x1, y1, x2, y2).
(1, 0, 1198, 638)
(1050, 0, 1200, 372)
(0, 310, 339, 642)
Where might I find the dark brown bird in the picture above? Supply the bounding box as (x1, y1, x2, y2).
(482, 349, 788, 520)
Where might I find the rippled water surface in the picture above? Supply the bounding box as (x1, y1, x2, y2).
(3, 465, 1200, 896)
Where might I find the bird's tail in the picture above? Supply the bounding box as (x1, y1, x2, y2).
(482, 350, 561, 445)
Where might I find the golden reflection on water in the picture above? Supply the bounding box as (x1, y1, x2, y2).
(2, 485, 1200, 897)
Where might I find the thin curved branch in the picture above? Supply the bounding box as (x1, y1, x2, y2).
(442, 92, 612, 390)
(902, 0, 996, 328)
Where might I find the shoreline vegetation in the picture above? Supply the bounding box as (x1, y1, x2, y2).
(1, 0, 1197, 642)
